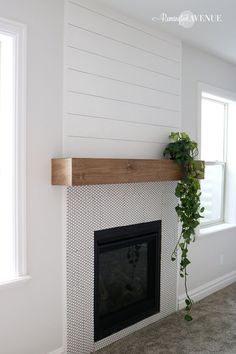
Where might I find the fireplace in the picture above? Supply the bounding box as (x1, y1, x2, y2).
(94, 220, 161, 341)
(67, 183, 178, 353)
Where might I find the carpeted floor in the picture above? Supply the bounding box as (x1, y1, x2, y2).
(97, 282, 236, 354)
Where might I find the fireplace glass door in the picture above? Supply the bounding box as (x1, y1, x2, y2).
(94, 221, 161, 341)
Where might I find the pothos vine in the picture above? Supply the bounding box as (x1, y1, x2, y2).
(163, 132, 205, 321)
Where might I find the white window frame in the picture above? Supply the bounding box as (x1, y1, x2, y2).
(0, 18, 28, 285)
(198, 83, 236, 230)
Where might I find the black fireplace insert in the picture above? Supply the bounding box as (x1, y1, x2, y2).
(94, 220, 161, 341)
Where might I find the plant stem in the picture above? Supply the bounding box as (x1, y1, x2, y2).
(163, 132, 205, 321)
(171, 232, 182, 260)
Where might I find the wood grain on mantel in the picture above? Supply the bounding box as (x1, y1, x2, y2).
(51, 158, 204, 186)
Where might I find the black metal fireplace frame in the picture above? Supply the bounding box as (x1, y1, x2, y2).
(94, 220, 161, 341)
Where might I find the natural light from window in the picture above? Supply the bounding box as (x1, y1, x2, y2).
(0, 32, 17, 282)
(200, 94, 227, 226)
(201, 98, 225, 162)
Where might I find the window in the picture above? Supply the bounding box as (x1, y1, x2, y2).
(200, 85, 236, 227)
(200, 94, 226, 226)
(0, 19, 26, 284)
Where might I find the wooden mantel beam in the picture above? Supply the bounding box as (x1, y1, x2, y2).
(51, 158, 204, 186)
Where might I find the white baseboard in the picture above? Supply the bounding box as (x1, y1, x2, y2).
(47, 347, 65, 354)
(178, 269, 236, 310)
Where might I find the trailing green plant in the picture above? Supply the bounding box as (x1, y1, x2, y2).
(163, 132, 205, 321)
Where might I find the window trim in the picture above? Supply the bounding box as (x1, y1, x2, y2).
(198, 83, 236, 230)
(0, 18, 27, 280)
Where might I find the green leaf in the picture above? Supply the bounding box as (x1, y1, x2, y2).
(184, 314, 193, 321)
(181, 132, 190, 140)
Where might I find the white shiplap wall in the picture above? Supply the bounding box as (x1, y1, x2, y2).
(64, 0, 182, 158)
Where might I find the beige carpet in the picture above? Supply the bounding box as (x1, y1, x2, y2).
(97, 282, 236, 354)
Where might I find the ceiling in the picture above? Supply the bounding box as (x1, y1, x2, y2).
(95, 0, 236, 65)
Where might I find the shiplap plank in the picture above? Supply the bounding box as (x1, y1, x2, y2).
(64, 115, 173, 144)
(69, 0, 180, 46)
(67, 47, 180, 95)
(66, 92, 180, 128)
(63, 137, 166, 159)
(67, 26, 180, 78)
(68, 2, 181, 62)
(68, 0, 180, 46)
(67, 69, 180, 111)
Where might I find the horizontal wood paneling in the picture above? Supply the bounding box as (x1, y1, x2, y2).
(67, 69, 180, 111)
(64, 0, 182, 158)
(68, 2, 181, 62)
(67, 47, 180, 95)
(64, 115, 172, 143)
(67, 26, 180, 78)
(69, 0, 180, 46)
(67, 93, 180, 128)
(63, 137, 166, 159)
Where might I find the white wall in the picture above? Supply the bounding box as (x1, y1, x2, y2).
(64, 0, 182, 158)
(0, 1, 63, 354)
(179, 44, 236, 299)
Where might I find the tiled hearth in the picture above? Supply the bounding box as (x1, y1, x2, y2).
(66, 182, 179, 354)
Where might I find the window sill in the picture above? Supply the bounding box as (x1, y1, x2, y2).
(0, 275, 31, 291)
(199, 223, 236, 237)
